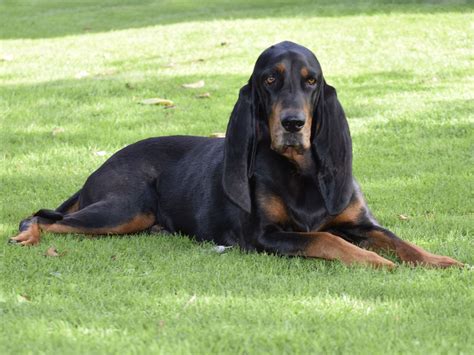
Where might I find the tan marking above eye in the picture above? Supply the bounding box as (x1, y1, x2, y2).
(275, 63, 286, 73)
(265, 76, 276, 85)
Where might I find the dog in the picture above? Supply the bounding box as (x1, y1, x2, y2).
(9, 41, 462, 268)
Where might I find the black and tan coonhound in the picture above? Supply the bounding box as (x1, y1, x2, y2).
(10, 41, 462, 268)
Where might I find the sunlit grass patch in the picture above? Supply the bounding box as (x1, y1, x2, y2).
(1, 1, 473, 354)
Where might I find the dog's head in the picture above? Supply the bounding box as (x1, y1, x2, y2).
(223, 41, 353, 215)
(251, 42, 321, 158)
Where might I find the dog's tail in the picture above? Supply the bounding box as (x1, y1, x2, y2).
(35, 189, 82, 221)
(18, 190, 81, 232)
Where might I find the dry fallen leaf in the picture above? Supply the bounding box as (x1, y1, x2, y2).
(182, 80, 205, 89)
(196, 92, 210, 99)
(209, 132, 225, 138)
(51, 127, 65, 136)
(398, 214, 410, 221)
(45, 247, 60, 257)
(17, 294, 30, 303)
(139, 98, 174, 107)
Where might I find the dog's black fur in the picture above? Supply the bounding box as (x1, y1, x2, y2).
(11, 42, 462, 268)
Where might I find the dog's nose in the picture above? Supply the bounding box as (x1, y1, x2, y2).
(281, 112, 306, 133)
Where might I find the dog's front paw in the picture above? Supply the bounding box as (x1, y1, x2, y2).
(417, 253, 464, 268)
(364, 250, 396, 270)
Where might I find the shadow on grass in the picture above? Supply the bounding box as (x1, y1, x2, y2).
(1, 0, 471, 40)
(1, 69, 470, 145)
(1, 69, 470, 193)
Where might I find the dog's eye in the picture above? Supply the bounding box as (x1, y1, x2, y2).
(306, 77, 317, 86)
(265, 76, 276, 86)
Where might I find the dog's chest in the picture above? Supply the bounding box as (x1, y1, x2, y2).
(256, 178, 328, 232)
(286, 201, 327, 232)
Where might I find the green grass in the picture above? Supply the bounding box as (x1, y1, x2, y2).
(1, 1, 473, 354)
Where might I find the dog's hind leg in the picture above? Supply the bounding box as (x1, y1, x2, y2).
(17, 189, 82, 234)
(9, 200, 156, 246)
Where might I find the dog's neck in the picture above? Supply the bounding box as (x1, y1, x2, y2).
(280, 147, 314, 174)
(256, 140, 316, 178)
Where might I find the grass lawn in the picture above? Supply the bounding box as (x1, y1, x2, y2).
(1, 0, 473, 353)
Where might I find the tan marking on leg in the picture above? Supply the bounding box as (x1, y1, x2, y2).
(363, 230, 463, 268)
(45, 213, 156, 235)
(258, 193, 288, 223)
(304, 232, 395, 269)
(10, 213, 155, 246)
(332, 199, 363, 224)
(322, 197, 364, 229)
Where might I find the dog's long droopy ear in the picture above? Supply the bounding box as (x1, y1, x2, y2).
(313, 81, 353, 215)
(222, 84, 256, 213)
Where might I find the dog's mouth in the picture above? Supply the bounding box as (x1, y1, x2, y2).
(279, 144, 306, 155)
(271, 133, 309, 156)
